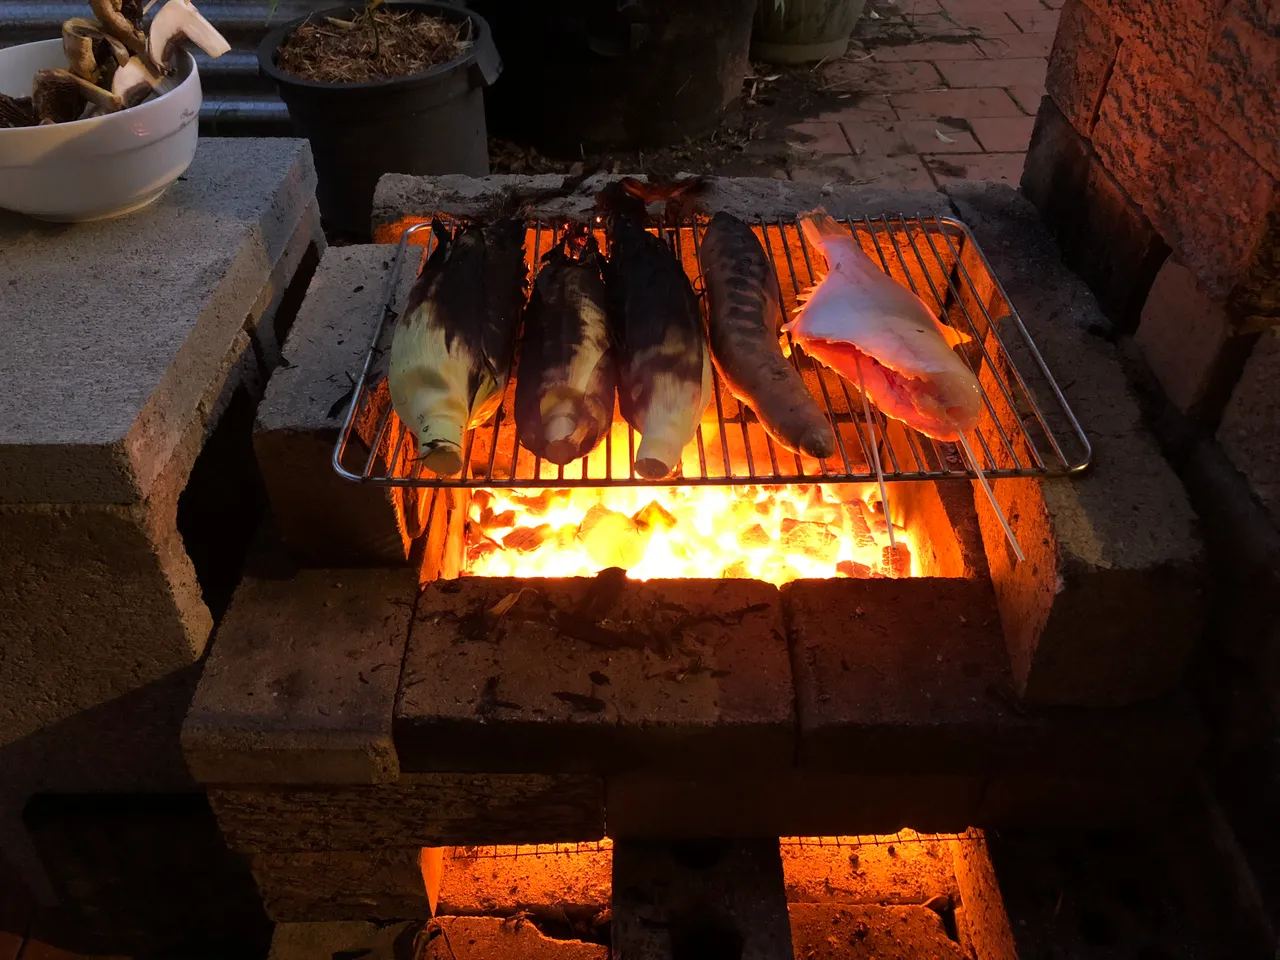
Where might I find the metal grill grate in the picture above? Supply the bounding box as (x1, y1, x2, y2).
(334, 214, 1090, 489)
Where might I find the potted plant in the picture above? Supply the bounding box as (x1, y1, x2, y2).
(258, 0, 500, 238)
(751, 0, 869, 64)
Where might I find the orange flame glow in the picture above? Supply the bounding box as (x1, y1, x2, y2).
(465, 483, 918, 585)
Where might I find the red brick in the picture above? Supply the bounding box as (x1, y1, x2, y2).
(890, 87, 1025, 119)
(1135, 258, 1258, 418)
(789, 905, 966, 960)
(820, 59, 945, 92)
(1046, 0, 1119, 133)
(872, 40, 985, 60)
(786, 121, 851, 155)
(935, 57, 1048, 87)
(926, 153, 1028, 185)
(1007, 7, 1061, 31)
(395, 577, 795, 775)
(841, 119, 983, 154)
(1198, 1, 1280, 179)
(975, 33, 1055, 57)
(788, 153, 937, 191)
(969, 116, 1037, 151)
(1091, 0, 1223, 85)
(1092, 48, 1278, 299)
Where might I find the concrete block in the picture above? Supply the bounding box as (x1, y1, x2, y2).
(395, 576, 794, 775)
(208, 773, 605, 853)
(788, 904, 966, 959)
(255, 245, 424, 567)
(1046, 0, 1119, 134)
(422, 917, 608, 960)
(182, 568, 416, 786)
(0, 138, 316, 505)
(950, 831, 1019, 960)
(438, 843, 612, 923)
(371, 175, 953, 242)
(1135, 258, 1261, 420)
(785, 577, 1204, 772)
(1219, 328, 1280, 525)
(612, 840, 793, 960)
(0, 502, 211, 749)
(781, 833, 958, 906)
(1020, 96, 1169, 332)
(250, 842, 615, 925)
(250, 848, 429, 922)
(268, 921, 420, 960)
(944, 181, 1204, 706)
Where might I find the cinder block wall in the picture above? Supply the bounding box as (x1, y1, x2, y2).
(1021, 0, 1277, 424)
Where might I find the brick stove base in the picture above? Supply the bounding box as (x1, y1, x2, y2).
(182, 175, 1210, 926)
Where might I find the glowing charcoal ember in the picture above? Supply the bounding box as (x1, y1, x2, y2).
(837, 559, 875, 578)
(579, 506, 648, 569)
(503, 524, 553, 553)
(780, 519, 840, 564)
(465, 483, 920, 585)
(882, 541, 912, 578)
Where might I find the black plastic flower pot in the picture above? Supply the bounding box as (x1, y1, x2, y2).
(259, 1, 500, 238)
(464, 0, 758, 154)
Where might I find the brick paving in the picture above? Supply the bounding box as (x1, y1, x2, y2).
(776, 0, 1056, 191)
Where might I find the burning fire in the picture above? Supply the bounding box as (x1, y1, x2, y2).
(465, 484, 917, 585)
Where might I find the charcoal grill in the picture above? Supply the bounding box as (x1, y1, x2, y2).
(334, 214, 1091, 489)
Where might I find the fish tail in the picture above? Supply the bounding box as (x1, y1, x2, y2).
(798, 207, 847, 253)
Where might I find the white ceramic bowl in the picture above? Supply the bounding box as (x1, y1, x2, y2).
(0, 39, 200, 222)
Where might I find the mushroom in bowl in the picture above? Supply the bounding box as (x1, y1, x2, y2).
(0, 0, 229, 222)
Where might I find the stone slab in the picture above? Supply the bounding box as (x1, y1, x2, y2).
(0, 138, 316, 505)
(787, 904, 966, 959)
(255, 244, 424, 567)
(182, 568, 416, 786)
(395, 576, 794, 774)
(423, 917, 608, 960)
(1219, 328, 1280, 525)
(208, 774, 605, 853)
(944, 180, 1204, 706)
(784, 577, 1203, 772)
(371, 175, 953, 241)
(612, 840, 793, 960)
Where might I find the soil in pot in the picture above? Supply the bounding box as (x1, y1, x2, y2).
(260, 1, 499, 240)
(275, 7, 473, 83)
